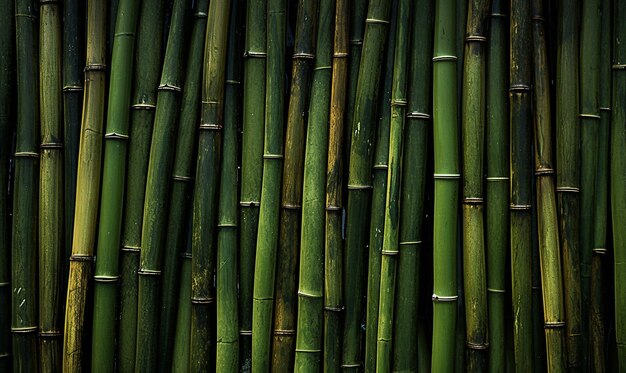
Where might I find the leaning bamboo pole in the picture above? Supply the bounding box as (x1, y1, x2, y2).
(12, 0, 39, 370)
(39, 0, 64, 369)
(0, 0, 14, 369)
(134, 0, 187, 369)
(485, 0, 508, 371)
(342, 0, 393, 369)
(431, 0, 459, 370)
(272, 2, 318, 369)
(323, 0, 348, 369)
(251, 0, 286, 368)
(239, 1, 266, 369)
(189, 1, 231, 370)
(391, 0, 432, 370)
(89, 0, 141, 370)
(509, 0, 533, 370)
(532, 0, 567, 370)
(292, 0, 334, 370)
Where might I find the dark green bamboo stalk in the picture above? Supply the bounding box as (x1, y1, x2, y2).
(556, 1, 582, 370)
(157, 0, 208, 369)
(118, 2, 166, 370)
(62, 0, 85, 267)
(215, 1, 242, 370)
(461, 0, 491, 371)
(62, 0, 106, 369)
(135, 0, 187, 369)
(431, 0, 459, 370)
(272, 1, 318, 370)
(239, 0, 266, 369)
(0, 0, 14, 369)
(611, 0, 626, 367)
(509, 0, 533, 370)
(485, 0, 508, 371)
(342, 0, 392, 369)
(363, 1, 396, 369)
(532, 1, 567, 371)
(292, 0, 333, 370)
(39, 0, 63, 369)
(171, 236, 192, 373)
(376, 0, 410, 370)
(591, 0, 612, 370)
(12, 0, 39, 370)
(323, 0, 348, 369)
(190, 1, 231, 371)
(391, 0, 432, 371)
(251, 0, 286, 369)
(90, 0, 141, 370)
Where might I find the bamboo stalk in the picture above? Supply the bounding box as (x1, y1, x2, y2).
(118, 2, 167, 370)
(171, 231, 192, 373)
(590, 0, 612, 370)
(611, 0, 626, 367)
(323, 0, 348, 369)
(39, 0, 64, 369)
(239, 0, 267, 369)
(251, 0, 286, 368)
(292, 0, 333, 370)
(12, 0, 39, 370)
(391, 0, 432, 371)
(62, 0, 106, 370)
(509, 0, 533, 370)
(134, 0, 188, 369)
(363, 1, 397, 369)
(215, 0, 243, 370)
(272, 1, 318, 370)
(157, 0, 208, 369)
(431, 0, 459, 370)
(89, 0, 141, 370)
(341, 0, 393, 369)
(532, 0, 567, 371)
(0, 0, 15, 369)
(485, 0, 508, 371)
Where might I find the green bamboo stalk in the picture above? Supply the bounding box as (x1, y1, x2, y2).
(509, 0, 533, 371)
(341, 0, 392, 369)
(134, 0, 187, 369)
(431, 0, 459, 370)
(62, 0, 85, 270)
(323, 0, 348, 369)
(376, 0, 410, 370)
(292, 0, 333, 370)
(363, 1, 396, 369)
(251, 0, 286, 368)
(461, 0, 491, 370)
(12, 0, 39, 370)
(239, 0, 267, 369)
(590, 0, 612, 370)
(215, 1, 242, 370)
(272, 1, 318, 370)
(62, 0, 106, 370)
(556, 1, 582, 370)
(485, 0, 508, 371)
(89, 0, 141, 370)
(171, 235, 192, 373)
(190, 1, 231, 371)
(118, 2, 166, 370)
(611, 0, 626, 367)
(39, 0, 63, 369)
(0, 0, 14, 369)
(532, 1, 567, 371)
(391, 0, 432, 371)
(157, 1, 208, 369)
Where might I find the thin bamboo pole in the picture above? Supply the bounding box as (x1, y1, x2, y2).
(12, 0, 39, 370)
(272, 1, 318, 369)
(171, 228, 193, 373)
(89, 0, 141, 370)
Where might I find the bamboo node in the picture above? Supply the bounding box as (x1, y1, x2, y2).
(239, 330, 252, 336)
(341, 363, 362, 368)
(121, 245, 141, 253)
(579, 113, 601, 119)
(94, 275, 119, 282)
(406, 111, 430, 119)
(432, 294, 458, 302)
(467, 342, 489, 350)
(463, 197, 483, 205)
(191, 297, 214, 304)
(433, 173, 460, 179)
(314, 65, 333, 71)
(244, 51, 267, 58)
(373, 164, 388, 170)
(194, 11, 208, 18)
(600, 106, 611, 111)
(349, 39, 363, 45)
(544, 321, 565, 329)
(14, 13, 37, 19)
(365, 18, 390, 24)
(333, 52, 349, 58)
(263, 153, 283, 159)
(138, 269, 162, 276)
(432, 55, 457, 62)
(535, 167, 554, 176)
(347, 183, 371, 190)
(199, 123, 223, 131)
(295, 348, 322, 353)
(381, 250, 399, 256)
(486, 176, 509, 181)
(158, 84, 182, 92)
(39, 330, 62, 337)
(63, 85, 84, 92)
(0, 282, 9, 286)
(391, 99, 407, 106)
(115, 31, 135, 38)
(14, 151, 39, 158)
(592, 247, 607, 254)
(40, 142, 63, 149)
(69, 254, 94, 262)
(509, 84, 530, 92)
(487, 287, 505, 293)
(465, 35, 487, 43)
(172, 174, 193, 182)
(181, 253, 192, 259)
(226, 79, 241, 85)
(132, 103, 157, 110)
(293, 52, 315, 60)
(273, 329, 295, 336)
(532, 15, 545, 22)
(297, 290, 323, 299)
(326, 205, 342, 211)
(491, 12, 507, 18)
(282, 203, 302, 210)
(324, 305, 344, 312)
(399, 240, 422, 246)
(217, 222, 237, 228)
(556, 186, 580, 193)
(240, 200, 260, 207)
(11, 326, 38, 333)
(612, 64, 626, 70)
(104, 132, 129, 140)
(510, 204, 531, 210)
(39, 0, 59, 4)
(84, 63, 106, 72)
